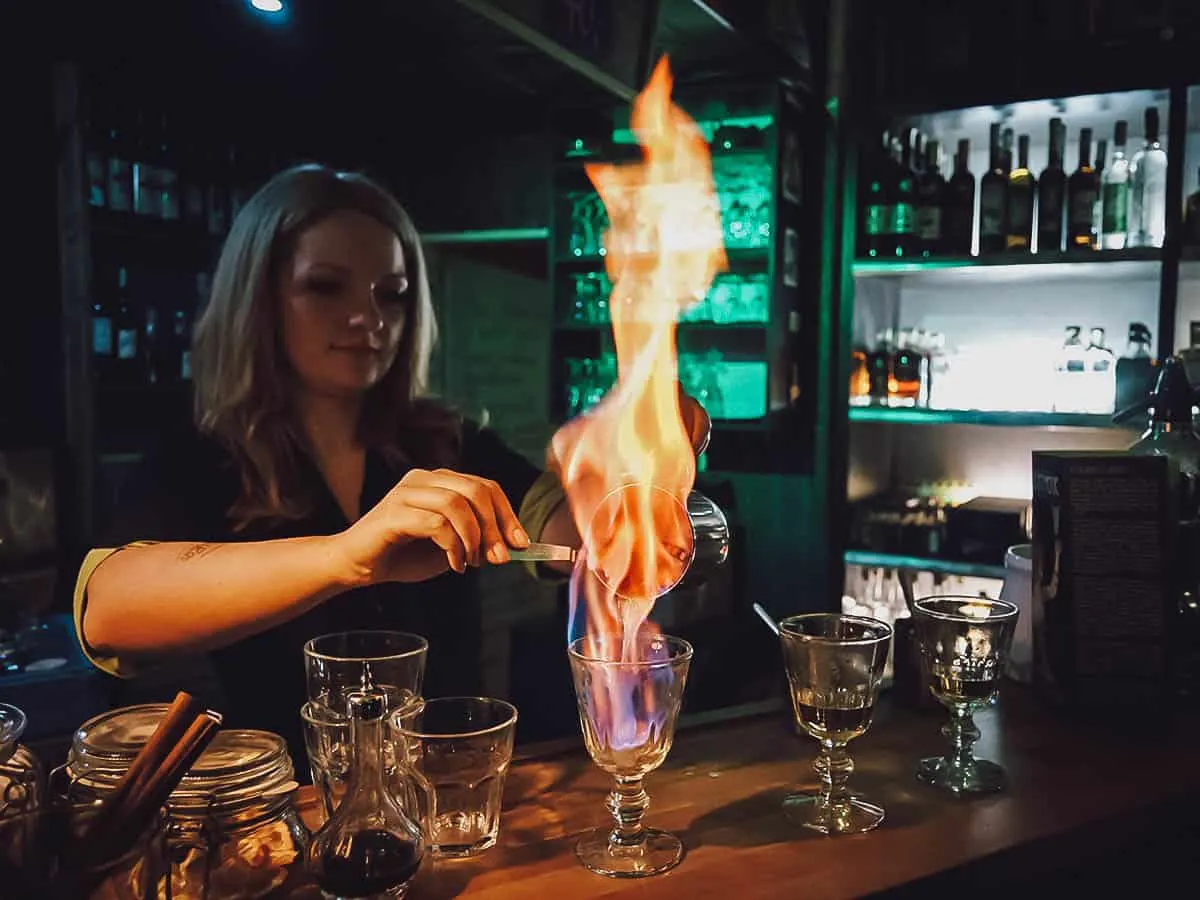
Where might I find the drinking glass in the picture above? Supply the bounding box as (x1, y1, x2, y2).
(912, 595, 1019, 794)
(778, 613, 892, 835)
(567, 633, 692, 878)
(391, 697, 517, 859)
(304, 631, 427, 717)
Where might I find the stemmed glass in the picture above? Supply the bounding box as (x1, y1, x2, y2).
(912, 595, 1019, 794)
(567, 632, 693, 878)
(778, 613, 892, 835)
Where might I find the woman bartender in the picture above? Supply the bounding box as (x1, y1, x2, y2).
(74, 164, 708, 756)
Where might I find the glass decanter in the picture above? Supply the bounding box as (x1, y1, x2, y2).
(308, 691, 425, 899)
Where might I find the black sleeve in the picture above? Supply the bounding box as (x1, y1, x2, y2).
(96, 428, 235, 547)
(457, 421, 543, 511)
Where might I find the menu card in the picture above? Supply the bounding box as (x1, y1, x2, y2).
(1031, 451, 1177, 715)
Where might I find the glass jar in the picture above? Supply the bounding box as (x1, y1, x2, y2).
(0, 702, 42, 817)
(65, 704, 310, 900)
(0, 744, 43, 817)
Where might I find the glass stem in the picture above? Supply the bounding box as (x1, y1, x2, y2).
(943, 706, 980, 770)
(607, 774, 650, 848)
(815, 741, 853, 809)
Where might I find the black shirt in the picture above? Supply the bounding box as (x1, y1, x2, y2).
(98, 420, 543, 766)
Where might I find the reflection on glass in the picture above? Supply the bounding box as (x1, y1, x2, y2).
(912, 595, 1018, 794)
(777, 614, 892, 835)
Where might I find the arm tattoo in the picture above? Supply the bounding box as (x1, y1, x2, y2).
(178, 543, 222, 562)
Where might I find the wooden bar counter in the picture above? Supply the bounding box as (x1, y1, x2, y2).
(297, 687, 1200, 898)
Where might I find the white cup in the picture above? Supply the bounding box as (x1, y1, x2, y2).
(999, 544, 1033, 683)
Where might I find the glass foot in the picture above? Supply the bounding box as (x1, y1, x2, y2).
(917, 755, 1007, 794)
(574, 826, 683, 878)
(782, 792, 885, 835)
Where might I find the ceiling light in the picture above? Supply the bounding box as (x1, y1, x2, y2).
(250, 0, 284, 13)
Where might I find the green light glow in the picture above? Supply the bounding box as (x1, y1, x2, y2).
(611, 114, 775, 146)
(844, 550, 1006, 581)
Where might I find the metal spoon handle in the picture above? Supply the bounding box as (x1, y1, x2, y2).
(508, 543, 577, 563)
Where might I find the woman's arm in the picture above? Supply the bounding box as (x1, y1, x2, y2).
(83, 536, 351, 658)
(82, 468, 530, 660)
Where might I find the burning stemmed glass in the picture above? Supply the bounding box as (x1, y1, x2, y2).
(567, 631, 693, 878)
(912, 595, 1018, 794)
(778, 613, 892, 835)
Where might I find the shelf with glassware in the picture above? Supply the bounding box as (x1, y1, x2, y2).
(848, 86, 1185, 426)
(548, 84, 820, 473)
(843, 550, 1007, 583)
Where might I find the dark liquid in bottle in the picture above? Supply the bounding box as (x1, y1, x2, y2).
(312, 829, 422, 898)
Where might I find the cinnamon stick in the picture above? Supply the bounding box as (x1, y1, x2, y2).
(93, 710, 223, 869)
(83, 691, 204, 843)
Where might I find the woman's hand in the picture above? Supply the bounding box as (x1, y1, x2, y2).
(331, 469, 530, 585)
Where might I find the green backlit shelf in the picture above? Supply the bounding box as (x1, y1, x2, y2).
(844, 549, 1007, 581)
(852, 247, 1162, 282)
(556, 246, 770, 270)
(848, 407, 1128, 428)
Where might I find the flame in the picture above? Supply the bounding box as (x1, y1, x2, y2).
(555, 55, 727, 681)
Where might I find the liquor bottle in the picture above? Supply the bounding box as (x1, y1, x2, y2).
(1067, 128, 1099, 250)
(867, 330, 893, 405)
(132, 108, 161, 218)
(890, 129, 918, 256)
(1053, 325, 1086, 412)
(979, 124, 1007, 255)
(83, 93, 107, 210)
(1184, 168, 1200, 248)
(113, 267, 139, 385)
(926, 331, 950, 408)
(889, 330, 928, 408)
(157, 112, 181, 222)
(944, 139, 975, 255)
(1083, 326, 1115, 414)
(1128, 106, 1168, 249)
(143, 306, 160, 385)
(1093, 138, 1107, 242)
(915, 139, 946, 256)
(860, 133, 890, 257)
(1005, 134, 1036, 253)
(1001, 127, 1014, 173)
(1181, 321, 1200, 388)
(1127, 356, 1200, 523)
(1101, 121, 1131, 250)
(1126, 357, 1200, 699)
(105, 106, 134, 214)
(1037, 118, 1067, 254)
(1115, 322, 1157, 414)
(850, 346, 871, 406)
(91, 268, 115, 380)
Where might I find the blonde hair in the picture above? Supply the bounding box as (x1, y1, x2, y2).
(191, 164, 459, 528)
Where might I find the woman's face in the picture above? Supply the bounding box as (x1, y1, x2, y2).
(278, 210, 409, 398)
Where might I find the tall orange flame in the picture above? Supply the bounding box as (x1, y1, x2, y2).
(554, 56, 728, 663)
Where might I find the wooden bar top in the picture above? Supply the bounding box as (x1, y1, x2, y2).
(296, 687, 1200, 898)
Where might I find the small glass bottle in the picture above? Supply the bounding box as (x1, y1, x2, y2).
(1115, 322, 1156, 415)
(1053, 325, 1086, 413)
(309, 691, 425, 899)
(849, 345, 871, 406)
